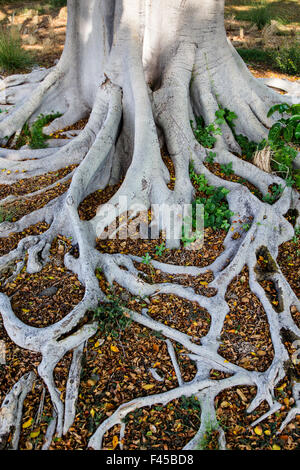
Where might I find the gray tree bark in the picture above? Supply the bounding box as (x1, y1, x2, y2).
(0, 0, 299, 450)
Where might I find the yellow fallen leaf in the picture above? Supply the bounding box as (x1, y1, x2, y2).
(90, 409, 95, 418)
(264, 430, 271, 436)
(276, 383, 286, 391)
(254, 426, 263, 436)
(143, 384, 155, 390)
(284, 398, 290, 407)
(112, 435, 119, 449)
(111, 345, 119, 353)
(30, 430, 40, 439)
(22, 418, 33, 429)
(272, 444, 281, 450)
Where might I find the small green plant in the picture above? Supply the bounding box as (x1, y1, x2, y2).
(93, 292, 132, 339)
(220, 162, 234, 176)
(205, 151, 216, 164)
(196, 418, 219, 450)
(248, 3, 272, 30)
(265, 103, 300, 187)
(234, 1, 283, 30)
(272, 44, 300, 76)
(235, 134, 259, 161)
(189, 163, 234, 232)
(17, 113, 62, 149)
(292, 226, 300, 244)
(191, 117, 218, 148)
(0, 29, 34, 72)
(0, 207, 14, 223)
(262, 184, 283, 204)
(191, 108, 229, 149)
(155, 242, 166, 257)
(142, 252, 152, 265)
(223, 102, 300, 191)
(242, 223, 251, 231)
(181, 395, 202, 413)
(267, 103, 300, 143)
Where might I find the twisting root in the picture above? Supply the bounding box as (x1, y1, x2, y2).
(0, 372, 36, 450)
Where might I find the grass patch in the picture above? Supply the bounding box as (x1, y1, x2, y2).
(237, 46, 300, 75)
(0, 28, 34, 72)
(48, 0, 67, 7)
(237, 47, 273, 64)
(227, 0, 300, 25)
(272, 43, 300, 75)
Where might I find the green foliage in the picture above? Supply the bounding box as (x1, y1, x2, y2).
(17, 113, 61, 149)
(234, 1, 285, 30)
(266, 103, 300, 187)
(237, 48, 273, 66)
(191, 116, 217, 149)
(181, 395, 202, 412)
(48, 0, 67, 7)
(267, 103, 300, 141)
(220, 162, 234, 176)
(93, 292, 132, 339)
(248, 3, 272, 29)
(0, 207, 14, 223)
(272, 44, 300, 76)
(205, 151, 216, 164)
(236, 134, 259, 161)
(242, 223, 251, 231)
(189, 164, 234, 231)
(155, 242, 166, 257)
(191, 108, 229, 149)
(262, 184, 283, 204)
(238, 46, 300, 77)
(0, 29, 34, 72)
(292, 226, 300, 243)
(142, 252, 152, 265)
(221, 102, 300, 191)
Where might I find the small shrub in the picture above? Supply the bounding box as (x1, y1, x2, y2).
(191, 116, 217, 149)
(249, 4, 272, 30)
(93, 292, 132, 339)
(17, 113, 62, 149)
(266, 103, 300, 187)
(0, 207, 14, 223)
(49, 0, 67, 7)
(272, 44, 300, 76)
(155, 242, 166, 257)
(262, 184, 284, 204)
(237, 48, 273, 66)
(189, 164, 234, 232)
(0, 29, 34, 72)
(220, 162, 234, 176)
(142, 253, 152, 265)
